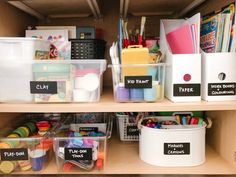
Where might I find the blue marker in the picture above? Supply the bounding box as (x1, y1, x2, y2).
(182, 116, 187, 125)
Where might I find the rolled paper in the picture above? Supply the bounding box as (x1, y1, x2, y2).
(82, 73, 99, 92)
(73, 89, 90, 102)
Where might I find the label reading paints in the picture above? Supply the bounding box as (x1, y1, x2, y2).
(164, 143, 190, 155)
(30, 81, 58, 94)
(0, 148, 28, 161)
(208, 83, 236, 96)
(65, 148, 92, 161)
(125, 76, 152, 88)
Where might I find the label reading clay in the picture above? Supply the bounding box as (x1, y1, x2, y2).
(65, 148, 92, 161)
(174, 84, 200, 96)
(164, 143, 190, 155)
(0, 148, 28, 161)
(30, 81, 58, 94)
(79, 127, 98, 132)
(208, 83, 236, 96)
(126, 126, 139, 136)
(125, 76, 152, 88)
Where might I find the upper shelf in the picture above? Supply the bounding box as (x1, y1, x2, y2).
(0, 90, 236, 113)
(7, 0, 102, 20)
(120, 0, 207, 18)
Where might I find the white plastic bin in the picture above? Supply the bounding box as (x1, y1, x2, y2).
(201, 52, 236, 101)
(139, 116, 206, 167)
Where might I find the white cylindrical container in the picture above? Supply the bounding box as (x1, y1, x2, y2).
(139, 124, 205, 167)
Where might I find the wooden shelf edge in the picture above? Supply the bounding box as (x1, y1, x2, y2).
(0, 90, 236, 113)
(12, 135, 236, 175)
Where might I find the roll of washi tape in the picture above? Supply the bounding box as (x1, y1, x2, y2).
(116, 83, 129, 102)
(30, 149, 46, 171)
(0, 161, 16, 174)
(148, 66, 158, 80)
(130, 88, 144, 102)
(73, 89, 90, 102)
(0, 141, 13, 148)
(13, 126, 29, 137)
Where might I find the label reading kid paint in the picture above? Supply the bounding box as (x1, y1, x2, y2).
(208, 83, 236, 96)
(0, 148, 28, 161)
(65, 148, 92, 161)
(164, 143, 190, 155)
(125, 76, 152, 88)
(173, 84, 200, 96)
(30, 81, 58, 94)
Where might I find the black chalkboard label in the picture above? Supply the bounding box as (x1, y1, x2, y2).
(208, 83, 236, 96)
(127, 126, 139, 136)
(30, 81, 58, 94)
(0, 148, 28, 161)
(164, 143, 190, 155)
(79, 127, 98, 132)
(65, 148, 92, 161)
(125, 76, 152, 88)
(173, 84, 200, 96)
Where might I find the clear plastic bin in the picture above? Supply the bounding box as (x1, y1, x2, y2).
(0, 60, 106, 103)
(0, 114, 60, 174)
(109, 64, 166, 102)
(53, 113, 113, 173)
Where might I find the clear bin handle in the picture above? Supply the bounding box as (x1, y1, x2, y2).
(106, 114, 114, 139)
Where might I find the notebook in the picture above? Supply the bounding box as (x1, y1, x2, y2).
(166, 24, 195, 54)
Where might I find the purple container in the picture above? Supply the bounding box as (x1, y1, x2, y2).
(116, 84, 129, 102)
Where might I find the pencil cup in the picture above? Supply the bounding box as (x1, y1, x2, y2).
(130, 89, 144, 102)
(116, 83, 129, 102)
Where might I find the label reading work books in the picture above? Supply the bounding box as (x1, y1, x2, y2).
(0, 148, 28, 161)
(30, 81, 57, 94)
(126, 126, 139, 136)
(65, 148, 92, 161)
(164, 143, 190, 155)
(125, 76, 152, 88)
(79, 127, 98, 132)
(208, 83, 236, 96)
(174, 84, 200, 96)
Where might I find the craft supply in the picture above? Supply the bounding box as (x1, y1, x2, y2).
(18, 160, 32, 171)
(0, 161, 16, 174)
(138, 16, 146, 45)
(116, 83, 130, 102)
(130, 89, 144, 101)
(63, 162, 74, 172)
(30, 149, 46, 171)
(144, 82, 157, 102)
(73, 89, 90, 102)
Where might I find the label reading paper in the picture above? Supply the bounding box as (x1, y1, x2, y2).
(174, 84, 200, 96)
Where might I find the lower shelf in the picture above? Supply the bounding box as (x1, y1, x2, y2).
(13, 135, 236, 175)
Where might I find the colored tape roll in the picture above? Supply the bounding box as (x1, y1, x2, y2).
(0, 161, 16, 174)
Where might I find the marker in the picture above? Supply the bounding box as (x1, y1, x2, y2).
(190, 117, 199, 125)
(175, 115, 181, 124)
(182, 116, 187, 125)
(198, 118, 204, 126)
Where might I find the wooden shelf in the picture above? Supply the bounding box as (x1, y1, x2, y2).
(0, 90, 236, 113)
(14, 135, 236, 175)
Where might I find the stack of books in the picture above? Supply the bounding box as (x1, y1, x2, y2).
(200, 3, 236, 53)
